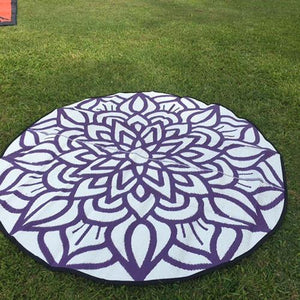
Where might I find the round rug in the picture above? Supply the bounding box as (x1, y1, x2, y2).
(0, 92, 286, 283)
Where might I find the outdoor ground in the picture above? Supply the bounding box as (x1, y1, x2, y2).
(0, 0, 299, 299)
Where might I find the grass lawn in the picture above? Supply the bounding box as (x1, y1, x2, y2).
(0, 0, 299, 299)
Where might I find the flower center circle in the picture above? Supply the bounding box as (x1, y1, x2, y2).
(129, 148, 149, 165)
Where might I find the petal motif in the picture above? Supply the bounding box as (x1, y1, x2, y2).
(58, 108, 88, 129)
(120, 94, 158, 115)
(141, 123, 164, 145)
(41, 230, 64, 264)
(164, 123, 189, 139)
(155, 196, 200, 222)
(16, 197, 72, 231)
(215, 227, 241, 261)
(113, 121, 136, 147)
(83, 198, 128, 224)
(175, 174, 208, 195)
(188, 105, 220, 127)
(74, 178, 107, 198)
(175, 219, 214, 252)
(158, 137, 196, 155)
(65, 221, 106, 254)
(66, 247, 113, 267)
(143, 170, 171, 199)
(167, 244, 212, 268)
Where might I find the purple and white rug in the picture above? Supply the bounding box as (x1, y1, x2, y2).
(0, 92, 286, 283)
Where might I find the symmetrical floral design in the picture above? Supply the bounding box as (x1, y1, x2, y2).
(0, 92, 285, 282)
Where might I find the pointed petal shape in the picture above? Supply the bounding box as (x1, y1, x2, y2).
(67, 248, 113, 266)
(58, 108, 87, 128)
(175, 175, 208, 195)
(43, 231, 64, 264)
(216, 227, 238, 260)
(168, 245, 211, 265)
(147, 216, 172, 259)
(84, 199, 128, 223)
(130, 224, 151, 267)
(144, 171, 171, 199)
(24, 200, 70, 226)
(66, 221, 106, 254)
(189, 106, 219, 127)
(111, 215, 136, 261)
(155, 197, 200, 221)
(74, 178, 106, 198)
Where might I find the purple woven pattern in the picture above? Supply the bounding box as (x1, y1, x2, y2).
(0, 92, 285, 282)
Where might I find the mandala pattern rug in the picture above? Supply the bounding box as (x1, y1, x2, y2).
(0, 0, 17, 26)
(0, 92, 286, 283)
